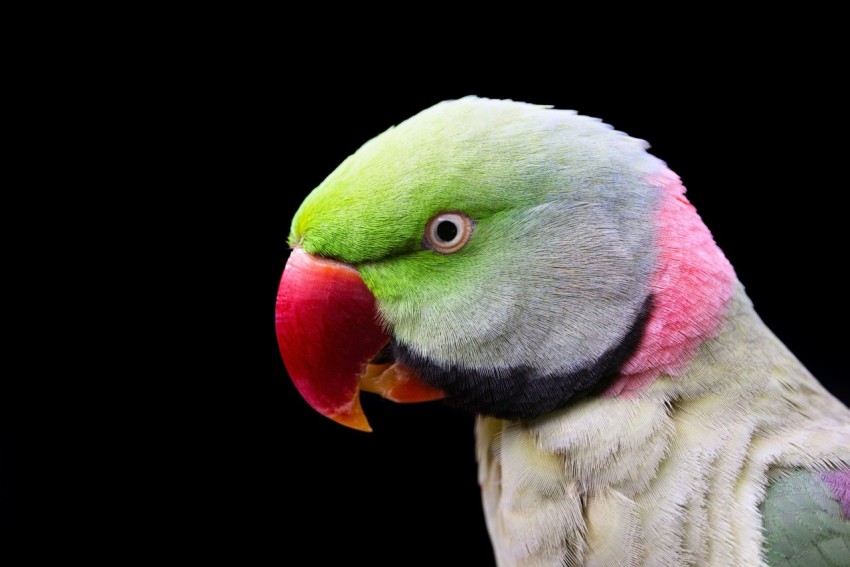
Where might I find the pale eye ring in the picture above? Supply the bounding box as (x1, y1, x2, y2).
(424, 212, 474, 254)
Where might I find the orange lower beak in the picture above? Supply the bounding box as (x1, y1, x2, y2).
(275, 249, 444, 432)
(360, 362, 446, 403)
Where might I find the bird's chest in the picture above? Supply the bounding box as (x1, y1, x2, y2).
(476, 396, 770, 567)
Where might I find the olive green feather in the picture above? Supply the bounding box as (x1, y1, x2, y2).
(761, 470, 850, 566)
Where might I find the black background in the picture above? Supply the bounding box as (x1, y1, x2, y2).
(185, 71, 847, 563)
(6, 54, 847, 562)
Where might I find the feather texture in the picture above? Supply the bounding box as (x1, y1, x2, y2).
(760, 470, 850, 566)
(477, 289, 850, 566)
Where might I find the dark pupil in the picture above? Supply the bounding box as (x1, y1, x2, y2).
(436, 220, 458, 242)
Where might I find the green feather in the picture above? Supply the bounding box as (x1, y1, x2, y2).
(761, 470, 850, 567)
(289, 97, 657, 265)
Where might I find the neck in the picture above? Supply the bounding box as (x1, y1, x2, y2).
(479, 286, 849, 567)
(605, 171, 736, 397)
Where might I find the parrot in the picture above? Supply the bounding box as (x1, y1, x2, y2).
(275, 97, 850, 566)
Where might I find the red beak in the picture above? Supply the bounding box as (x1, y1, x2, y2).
(275, 248, 444, 432)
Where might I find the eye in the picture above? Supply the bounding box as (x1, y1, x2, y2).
(424, 212, 474, 254)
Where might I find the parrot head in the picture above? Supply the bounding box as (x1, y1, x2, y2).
(276, 97, 734, 431)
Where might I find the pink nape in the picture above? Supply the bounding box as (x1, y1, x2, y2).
(604, 170, 736, 398)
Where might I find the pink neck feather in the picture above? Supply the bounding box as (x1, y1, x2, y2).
(605, 170, 736, 397)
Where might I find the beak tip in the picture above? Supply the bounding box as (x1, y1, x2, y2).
(330, 394, 373, 432)
(334, 415, 373, 433)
